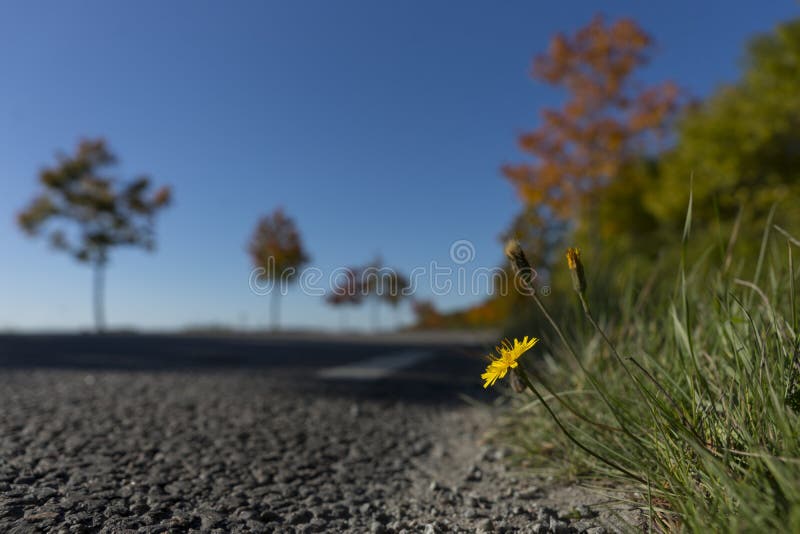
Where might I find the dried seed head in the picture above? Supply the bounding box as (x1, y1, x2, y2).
(504, 240, 535, 291)
(566, 247, 579, 270)
(566, 247, 586, 294)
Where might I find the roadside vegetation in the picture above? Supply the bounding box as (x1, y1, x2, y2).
(491, 214, 799, 531)
(476, 15, 800, 532)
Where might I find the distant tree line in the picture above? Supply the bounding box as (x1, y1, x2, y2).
(19, 15, 800, 332)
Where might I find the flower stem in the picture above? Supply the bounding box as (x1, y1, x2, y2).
(515, 367, 646, 484)
(523, 363, 621, 433)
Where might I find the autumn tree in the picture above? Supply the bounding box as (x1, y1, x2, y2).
(18, 138, 171, 332)
(379, 268, 410, 330)
(503, 15, 681, 230)
(325, 267, 363, 330)
(248, 209, 309, 330)
(360, 258, 410, 332)
(326, 257, 410, 332)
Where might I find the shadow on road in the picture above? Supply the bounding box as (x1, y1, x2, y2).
(0, 334, 494, 405)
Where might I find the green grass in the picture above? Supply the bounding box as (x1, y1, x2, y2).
(494, 218, 800, 532)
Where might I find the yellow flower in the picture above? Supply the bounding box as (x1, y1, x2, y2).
(481, 336, 539, 388)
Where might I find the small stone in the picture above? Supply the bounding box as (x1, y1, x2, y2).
(130, 503, 148, 515)
(236, 510, 256, 521)
(199, 510, 225, 530)
(412, 441, 431, 456)
(245, 519, 269, 533)
(251, 468, 272, 484)
(374, 512, 391, 524)
(531, 522, 546, 534)
(572, 519, 599, 533)
(476, 518, 493, 533)
(428, 481, 440, 492)
(288, 510, 313, 525)
(307, 518, 328, 532)
(34, 487, 59, 502)
(331, 507, 350, 520)
(25, 511, 61, 522)
(549, 516, 571, 534)
(493, 447, 511, 461)
(305, 495, 322, 506)
(576, 504, 594, 518)
(260, 510, 283, 523)
(465, 465, 482, 482)
(537, 506, 557, 521)
(370, 521, 387, 534)
(586, 528, 607, 534)
(516, 486, 541, 499)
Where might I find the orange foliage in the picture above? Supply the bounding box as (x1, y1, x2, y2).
(412, 295, 514, 330)
(503, 15, 681, 219)
(248, 208, 309, 280)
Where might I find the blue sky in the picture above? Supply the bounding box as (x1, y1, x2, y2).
(1, 1, 797, 331)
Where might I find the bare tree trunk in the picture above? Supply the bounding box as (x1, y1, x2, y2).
(270, 291, 280, 331)
(93, 261, 106, 333)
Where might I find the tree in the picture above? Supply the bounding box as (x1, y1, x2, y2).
(360, 258, 409, 332)
(502, 15, 681, 224)
(248, 209, 309, 330)
(18, 138, 171, 332)
(325, 267, 363, 330)
(650, 18, 800, 238)
(379, 268, 410, 329)
(327, 259, 409, 332)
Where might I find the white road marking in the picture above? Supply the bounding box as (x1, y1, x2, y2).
(317, 350, 433, 380)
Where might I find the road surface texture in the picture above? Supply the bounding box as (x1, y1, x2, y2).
(0, 334, 641, 533)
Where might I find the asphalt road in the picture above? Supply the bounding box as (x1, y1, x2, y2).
(0, 334, 622, 533)
(0, 333, 491, 404)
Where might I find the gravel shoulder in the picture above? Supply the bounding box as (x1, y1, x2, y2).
(0, 365, 642, 533)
